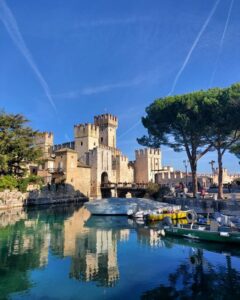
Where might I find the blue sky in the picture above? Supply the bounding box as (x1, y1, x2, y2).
(0, 0, 240, 173)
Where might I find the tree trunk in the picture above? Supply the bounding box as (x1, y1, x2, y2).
(217, 149, 224, 199)
(190, 160, 198, 197)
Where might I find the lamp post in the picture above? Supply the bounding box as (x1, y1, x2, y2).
(183, 160, 188, 188)
(209, 160, 215, 185)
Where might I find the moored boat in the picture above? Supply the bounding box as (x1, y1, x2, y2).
(161, 224, 240, 244)
(147, 210, 196, 222)
(84, 197, 181, 216)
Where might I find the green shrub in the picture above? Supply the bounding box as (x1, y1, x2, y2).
(145, 183, 170, 200)
(0, 175, 44, 192)
(17, 175, 44, 192)
(0, 175, 18, 191)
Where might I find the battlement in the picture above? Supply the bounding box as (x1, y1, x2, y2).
(135, 148, 161, 157)
(53, 141, 75, 152)
(94, 114, 118, 127)
(98, 144, 121, 154)
(74, 123, 99, 138)
(116, 154, 129, 163)
(36, 132, 54, 146)
(88, 144, 121, 156)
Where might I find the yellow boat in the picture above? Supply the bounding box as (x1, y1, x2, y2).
(147, 210, 196, 222)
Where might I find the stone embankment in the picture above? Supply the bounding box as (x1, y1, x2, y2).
(0, 190, 28, 210)
(0, 189, 88, 210)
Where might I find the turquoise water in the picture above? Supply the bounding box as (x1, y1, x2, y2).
(1, 204, 240, 300)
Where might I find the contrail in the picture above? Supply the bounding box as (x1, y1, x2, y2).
(168, 0, 221, 96)
(0, 0, 57, 113)
(118, 120, 141, 140)
(119, 0, 221, 138)
(209, 0, 234, 87)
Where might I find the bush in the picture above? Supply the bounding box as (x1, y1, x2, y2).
(0, 175, 18, 191)
(0, 175, 44, 192)
(17, 175, 44, 192)
(145, 183, 171, 200)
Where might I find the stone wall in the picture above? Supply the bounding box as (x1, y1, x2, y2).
(0, 188, 88, 210)
(0, 190, 28, 210)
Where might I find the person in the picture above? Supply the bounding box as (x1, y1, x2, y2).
(227, 182, 232, 193)
(200, 187, 206, 199)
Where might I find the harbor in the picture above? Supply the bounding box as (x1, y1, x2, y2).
(1, 0, 240, 299)
(0, 204, 240, 299)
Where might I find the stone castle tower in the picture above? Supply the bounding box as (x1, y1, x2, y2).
(135, 148, 162, 183)
(74, 124, 99, 162)
(94, 114, 118, 148)
(35, 132, 54, 158)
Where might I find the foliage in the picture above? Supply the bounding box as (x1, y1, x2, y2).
(202, 84, 240, 198)
(0, 175, 43, 192)
(145, 183, 170, 200)
(230, 143, 240, 161)
(0, 111, 42, 177)
(138, 83, 240, 198)
(17, 175, 44, 193)
(138, 90, 213, 196)
(0, 175, 18, 191)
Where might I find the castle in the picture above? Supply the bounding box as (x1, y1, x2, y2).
(34, 113, 162, 198)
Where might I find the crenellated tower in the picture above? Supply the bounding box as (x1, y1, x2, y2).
(74, 123, 99, 163)
(135, 148, 162, 183)
(35, 132, 54, 158)
(94, 114, 118, 148)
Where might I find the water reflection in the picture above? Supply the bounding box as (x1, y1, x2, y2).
(142, 248, 240, 299)
(64, 209, 120, 287)
(0, 205, 240, 299)
(0, 207, 50, 299)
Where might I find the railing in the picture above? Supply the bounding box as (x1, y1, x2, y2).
(101, 182, 148, 189)
(47, 168, 64, 174)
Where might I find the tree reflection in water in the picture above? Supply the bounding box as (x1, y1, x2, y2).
(0, 204, 81, 299)
(142, 244, 240, 300)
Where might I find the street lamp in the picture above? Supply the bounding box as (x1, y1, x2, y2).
(209, 160, 215, 186)
(209, 160, 215, 173)
(183, 160, 188, 188)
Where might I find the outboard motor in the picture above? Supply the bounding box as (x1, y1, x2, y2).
(186, 210, 197, 223)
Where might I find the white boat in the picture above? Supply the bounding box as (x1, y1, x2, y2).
(84, 198, 181, 216)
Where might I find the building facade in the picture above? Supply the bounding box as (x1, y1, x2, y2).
(35, 113, 159, 198)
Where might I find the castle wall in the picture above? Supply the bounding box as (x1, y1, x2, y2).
(89, 146, 115, 198)
(115, 155, 134, 183)
(54, 149, 91, 197)
(135, 148, 162, 183)
(74, 124, 99, 164)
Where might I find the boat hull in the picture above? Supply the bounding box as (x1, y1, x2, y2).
(164, 227, 240, 244)
(84, 198, 181, 216)
(148, 211, 188, 222)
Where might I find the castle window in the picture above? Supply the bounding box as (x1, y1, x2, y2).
(81, 142, 83, 146)
(101, 137, 103, 143)
(94, 142, 96, 146)
(71, 178, 74, 183)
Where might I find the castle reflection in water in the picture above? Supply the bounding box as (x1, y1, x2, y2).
(0, 204, 163, 291)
